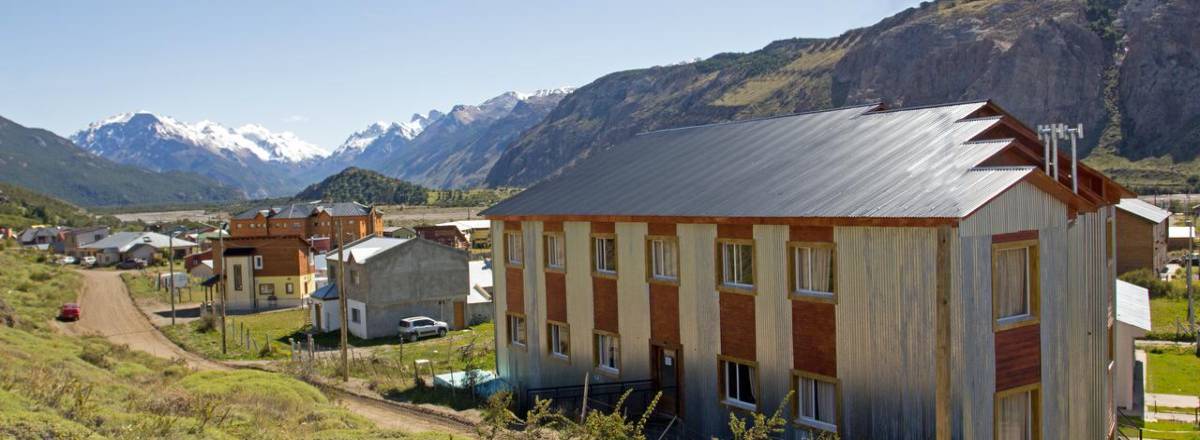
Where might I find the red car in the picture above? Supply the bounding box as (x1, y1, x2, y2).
(59, 303, 80, 321)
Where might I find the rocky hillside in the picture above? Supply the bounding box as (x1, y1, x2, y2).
(485, 0, 1199, 190)
(0, 182, 110, 229)
(0, 115, 238, 207)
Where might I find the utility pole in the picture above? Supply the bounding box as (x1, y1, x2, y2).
(168, 231, 177, 326)
(219, 222, 228, 355)
(1189, 218, 1197, 356)
(336, 220, 350, 381)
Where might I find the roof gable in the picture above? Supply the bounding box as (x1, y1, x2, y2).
(1117, 198, 1171, 224)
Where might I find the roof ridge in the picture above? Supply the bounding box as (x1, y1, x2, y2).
(862, 99, 991, 115)
(635, 102, 882, 136)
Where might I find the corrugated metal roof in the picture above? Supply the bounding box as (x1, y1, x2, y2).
(328, 236, 410, 263)
(1117, 198, 1171, 224)
(82, 231, 198, 252)
(311, 283, 338, 300)
(482, 101, 1036, 219)
(234, 202, 371, 220)
(1169, 226, 1193, 239)
(1115, 280, 1151, 331)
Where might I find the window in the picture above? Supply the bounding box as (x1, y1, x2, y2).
(286, 283, 294, 294)
(648, 237, 678, 281)
(790, 243, 835, 300)
(719, 240, 755, 290)
(722, 359, 757, 409)
(506, 232, 523, 266)
(545, 233, 565, 270)
(593, 235, 616, 274)
(233, 264, 243, 291)
(351, 307, 361, 324)
(993, 240, 1039, 329)
(351, 270, 360, 285)
(595, 332, 619, 373)
(796, 373, 837, 432)
(253, 255, 263, 270)
(507, 314, 526, 346)
(995, 386, 1039, 440)
(259, 283, 274, 296)
(548, 322, 570, 359)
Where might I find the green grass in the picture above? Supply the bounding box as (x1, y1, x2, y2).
(1119, 418, 1200, 440)
(0, 246, 433, 438)
(1147, 345, 1200, 397)
(1150, 297, 1197, 341)
(162, 308, 309, 361)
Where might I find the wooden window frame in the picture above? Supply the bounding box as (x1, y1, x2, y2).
(285, 283, 294, 294)
(258, 283, 274, 296)
(593, 330, 621, 376)
(591, 233, 618, 278)
(547, 320, 570, 362)
(787, 241, 837, 304)
(645, 235, 680, 285)
(716, 238, 756, 294)
(506, 312, 527, 349)
(544, 232, 566, 272)
(992, 239, 1040, 332)
(232, 264, 243, 291)
(717, 355, 760, 411)
(253, 255, 264, 270)
(993, 383, 1042, 440)
(792, 370, 841, 434)
(505, 232, 524, 268)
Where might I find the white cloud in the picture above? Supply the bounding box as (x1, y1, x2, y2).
(281, 115, 309, 123)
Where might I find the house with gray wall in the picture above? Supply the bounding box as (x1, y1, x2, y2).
(325, 236, 469, 339)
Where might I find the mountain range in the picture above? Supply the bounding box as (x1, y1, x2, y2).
(7, 0, 1198, 206)
(0, 115, 237, 208)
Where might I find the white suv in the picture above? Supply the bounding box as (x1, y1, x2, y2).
(398, 316, 448, 342)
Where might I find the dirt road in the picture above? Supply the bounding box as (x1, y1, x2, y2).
(68, 269, 475, 437)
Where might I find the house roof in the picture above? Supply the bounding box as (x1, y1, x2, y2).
(328, 236, 411, 263)
(482, 101, 1088, 221)
(311, 283, 338, 300)
(437, 220, 490, 234)
(1115, 280, 1152, 332)
(1169, 226, 1194, 240)
(18, 226, 63, 242)
(1117, 198, 1171, 224)
(234, 202, 372, 220)
(82, 231, 198, 252)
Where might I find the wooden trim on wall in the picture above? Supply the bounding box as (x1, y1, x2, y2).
(543, 231, 566, 273)
(645, 234, 680, 286)
(715, 238, 756, 295)
(791, 369, 843, 436)
(786, 241, 837, 304)
(992, 383, 1042, 440)
(717, 355, 761, 412)
(590, 232, 618, 278)
(991, 238, 1041, 332)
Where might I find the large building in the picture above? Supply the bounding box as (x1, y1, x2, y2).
(229, 202, 383, 246)
(482, 101, 1127, 439)
(1114, 198, 1170, 275)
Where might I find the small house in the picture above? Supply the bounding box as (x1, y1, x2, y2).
(413, 224, 470, 250)
(466, 259, 495, 325)
(63, 226, 110, 258)
(1114, 198, 1170, 275)
(81, 231, 198, 265)
(324, 236, 468, 339)
(1114, 280, 1151, 414)
(438, 220, 492, 249)
(18, 226, 65, 251)
(1168, 226, 1194, 251)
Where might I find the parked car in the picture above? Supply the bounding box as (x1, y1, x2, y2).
(397, 316, 448, 341)
(81, 256, 96, 267)
(58, 303, 80, 321)
(115, 258, 147, 270)
(56, 256, 76, 265)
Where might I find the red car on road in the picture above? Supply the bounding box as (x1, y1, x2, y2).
(59, 303, 80, 321)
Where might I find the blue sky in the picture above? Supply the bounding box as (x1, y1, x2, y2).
(0, 1, 918, 150)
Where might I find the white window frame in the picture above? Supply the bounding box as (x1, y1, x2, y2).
(796, 374, 838, 433)
(720, 240, 755, 290)
(791, 243, 835, 300)
(649, 237, 678, 281)
(350, 307, 361, 324)
(593, 235, 616, 275)
(545, 233, 565, 270)
(508, 314, 527, 346)
(549, 322, 569, 359)
(595, 332, 619, 374)
(506, 232, 523, 266)
(253, 255, 263, 270)
(722, 359, 757, 410)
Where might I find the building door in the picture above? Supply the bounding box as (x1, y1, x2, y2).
(313, 303, 323, 331)
(652, 345, 681, 415)
(453, 301, 465, 329)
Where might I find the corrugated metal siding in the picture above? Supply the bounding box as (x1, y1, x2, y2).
(523, 221, 546, 388)
(1039, 226, 1070, 439)
(1066, 211, 1111, 439)
(752, 225, 792, 418)
(953, 234, 995, 439)
(492, 221, 511, 382)
(564, 222, 595, 382)
(616, 222, 652, 380)
(960, 181, 1067, 237)
(836, 227, 938, 439)
(677, 223, 722, 437)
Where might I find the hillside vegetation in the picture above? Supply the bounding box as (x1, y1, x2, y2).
(0, 115, 240, 207)
(0, 182, 118, 229)
(0, 245, 421, 439)
(295, 167, 518, 207)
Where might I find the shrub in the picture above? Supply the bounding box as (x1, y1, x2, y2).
(195, 314, 217, 333)
(1120, 268, 1179, 298)
(79, 343, 112, 369)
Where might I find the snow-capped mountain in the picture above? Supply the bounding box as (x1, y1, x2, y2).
(72, 112, 327, 198)
(333, 112, 441, 156)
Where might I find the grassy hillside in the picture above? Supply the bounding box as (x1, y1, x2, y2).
(0, 182, 118, 229)
(0, 115, 241, 207)
(295, 167, 429, 205)
(0, 245, 424, 439)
